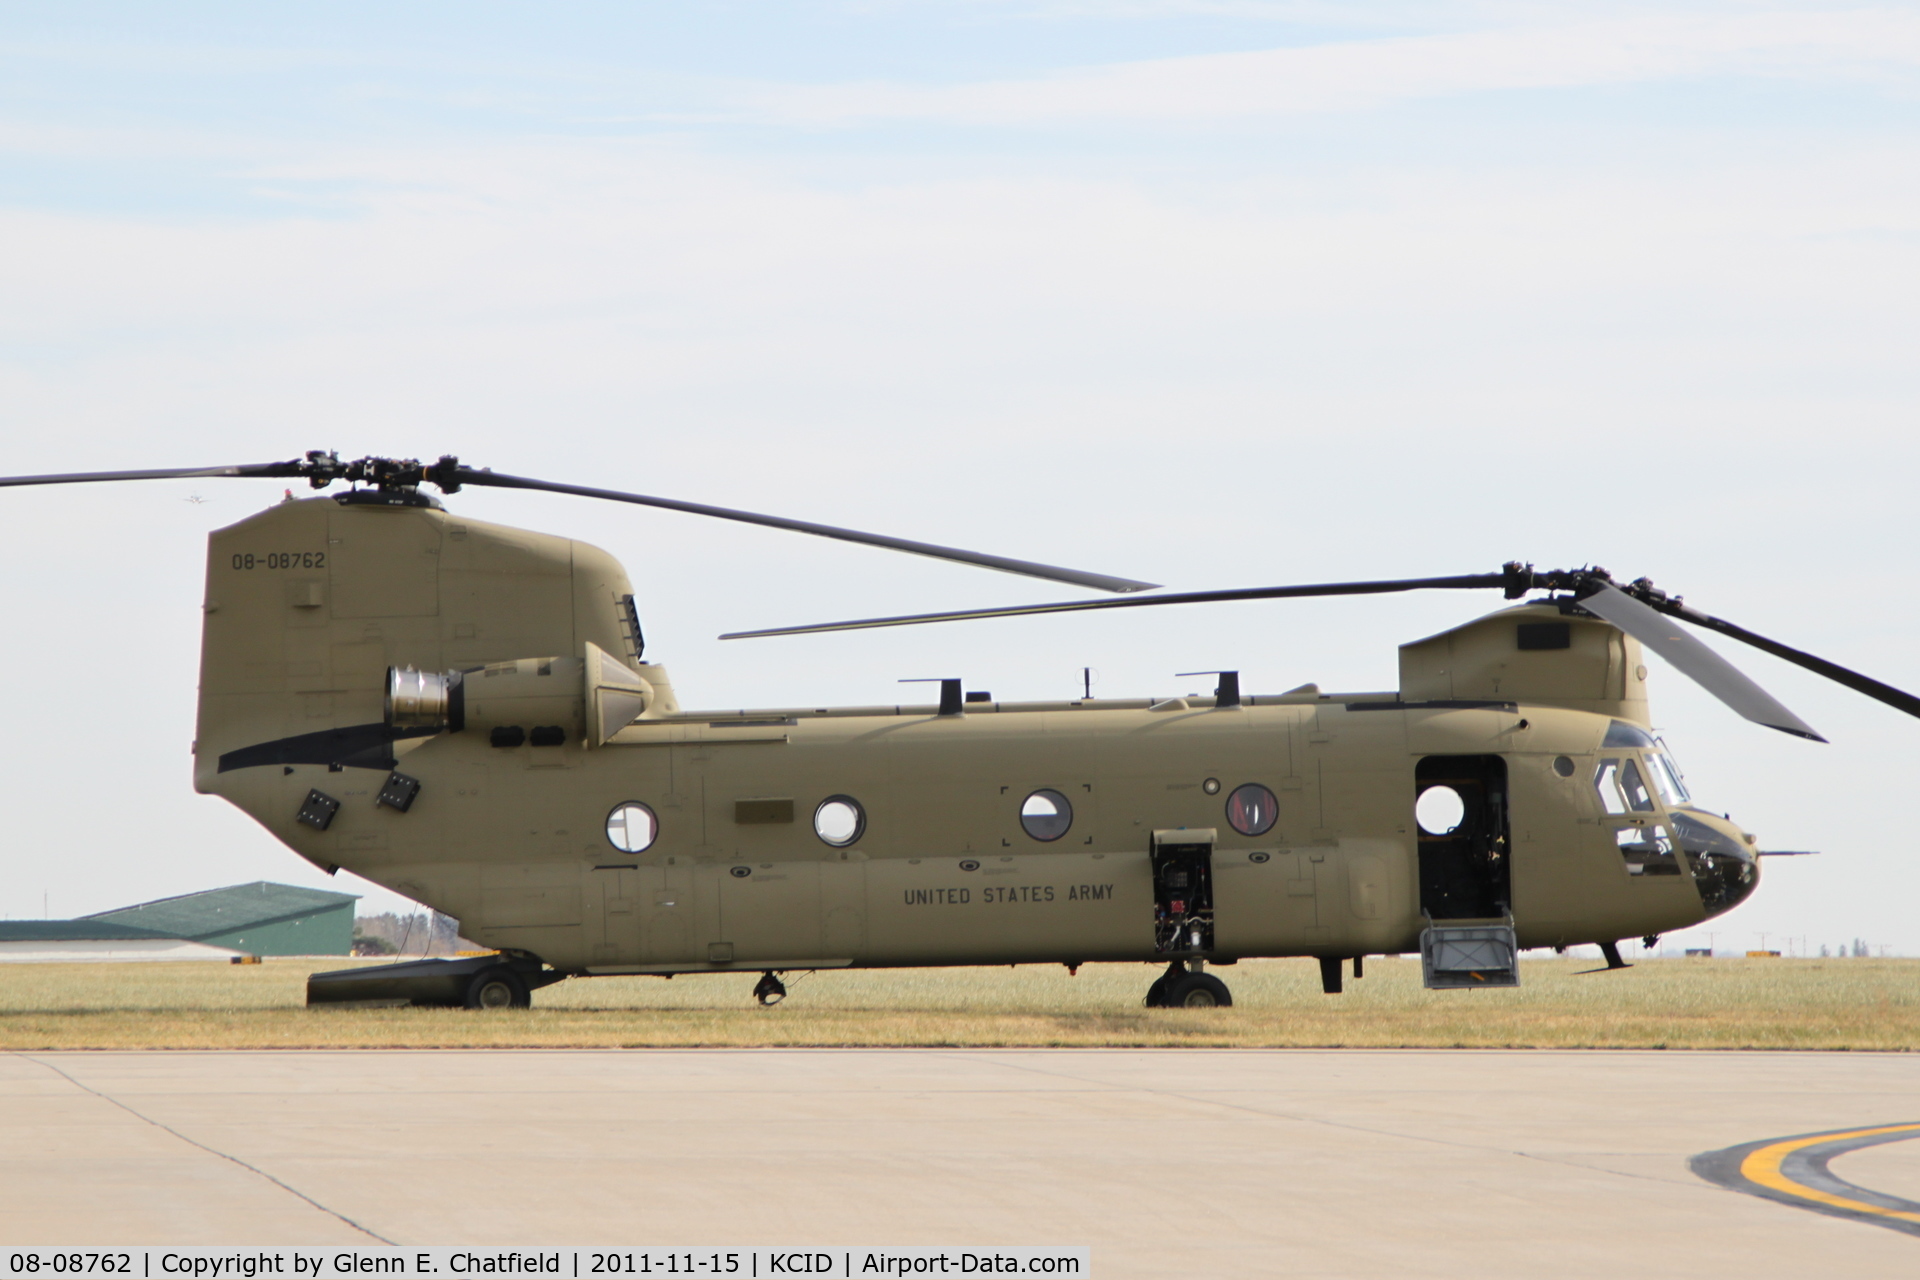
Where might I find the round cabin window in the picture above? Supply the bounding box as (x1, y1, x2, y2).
(1225, 783, 1278, 837)
(814, 796, 865, 847)
(1020, 789, 1073, 842)
(605, 801, 658, 854)
(1416, 785, 1467, 836)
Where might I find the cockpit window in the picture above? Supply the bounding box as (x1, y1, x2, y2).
(1652, 740, 1692, 802)
(1619, 760, 1656, 812)
(1670, 812, 1745, 859)
(1644, 752, 1691, 806)
(1615, 822, 1681, 875)
(1670, 812, 1757, 912)
(1602, 720, 1655, 748)
(1593, 759, 1627, 815)
(1594, 758, 1656, 815)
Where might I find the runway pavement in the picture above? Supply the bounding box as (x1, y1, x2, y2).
(2, 1049, 1916, 1276)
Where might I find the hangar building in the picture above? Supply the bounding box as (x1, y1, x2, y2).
(81, 881, 360, 956)
(0, 920, 244, 963)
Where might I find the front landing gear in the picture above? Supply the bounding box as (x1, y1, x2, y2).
(1145, 960, 1233, 1009)
(753, 971, 788, 1006)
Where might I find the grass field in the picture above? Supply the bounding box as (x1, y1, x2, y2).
(0, 955, 1914, 1050)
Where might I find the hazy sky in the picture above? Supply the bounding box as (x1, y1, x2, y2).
(2, 2, 1917, 957)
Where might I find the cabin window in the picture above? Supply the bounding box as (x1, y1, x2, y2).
(1414, 785, 1466, 836)
(605, 801, 658, 854)
(1020, 789, 1073, 841)
(1226, 783, 1279, 837)
(1593, 758, 1657, 815)
(814, 796, 865, 847)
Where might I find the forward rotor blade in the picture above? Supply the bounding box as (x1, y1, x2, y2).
(457, 469, 1159, 594)
(721, 572, 1511, 639)
(1658, 599, 1920, 724)
(0, 461, 304, 488)
(1576, 584, 1825, 742)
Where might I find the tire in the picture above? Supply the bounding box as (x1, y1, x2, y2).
(464, 966, 531, 1010)
(1165, 972, 1232, 1009)
(1143, 975, 1173, 1008)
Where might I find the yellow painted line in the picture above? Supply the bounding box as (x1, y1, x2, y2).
(1740, 1123, 1920, 1223)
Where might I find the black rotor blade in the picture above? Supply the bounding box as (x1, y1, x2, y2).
(0, 453, 1156, 593)
(455, 468, 1159, 594)
(1576, 585, 1824, 742)
(1646, 595, 1920, 725)
(0, 461, 305, 488)
(720, 572, 1511, 639)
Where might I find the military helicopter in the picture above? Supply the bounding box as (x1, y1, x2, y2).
(7, 451, 1915, 1010)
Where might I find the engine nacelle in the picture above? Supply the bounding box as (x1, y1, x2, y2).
(384, 641, 656, 748)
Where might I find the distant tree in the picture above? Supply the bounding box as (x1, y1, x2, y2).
(354, 910, 480, 955)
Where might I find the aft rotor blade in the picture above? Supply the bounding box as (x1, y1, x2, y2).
(1659, 599, 1920, 724)
(457, 469, 1159, 594)
(721, 572, 1511, 639)
(0, 461, 304, 488)
(1576, 584, 1825, 742)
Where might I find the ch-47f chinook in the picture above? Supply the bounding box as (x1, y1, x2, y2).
(8, 452, 1917, 1010)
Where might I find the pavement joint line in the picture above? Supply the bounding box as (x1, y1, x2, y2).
(1690, 1122, 1920, 1237)
(1507, 1150, 1699, 1189)
(15, 1052, 394, 1244)
(939, 1049, 1732, 1195)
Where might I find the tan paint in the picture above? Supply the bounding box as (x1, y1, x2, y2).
(194, 496, 1756, 977)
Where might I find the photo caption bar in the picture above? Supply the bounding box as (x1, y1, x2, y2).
(0, 1250, 1088, 1279)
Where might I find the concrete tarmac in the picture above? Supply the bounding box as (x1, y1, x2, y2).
(3, 1049, 1917, 1276)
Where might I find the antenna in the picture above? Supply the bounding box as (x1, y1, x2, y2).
(900, 678, 964, 717)
(1175, 670, 1242, 708)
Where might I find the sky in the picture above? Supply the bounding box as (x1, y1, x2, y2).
(1, 1, 1917, 957)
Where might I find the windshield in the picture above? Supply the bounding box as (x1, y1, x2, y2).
(1644, 751, 1691, 805)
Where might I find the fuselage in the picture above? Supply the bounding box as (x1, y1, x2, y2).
(193, 496, 1757, 975)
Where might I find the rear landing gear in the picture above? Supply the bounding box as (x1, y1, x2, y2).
(464, 966, 531, 1010)
(753, 971, 788, 1006)
(1145, 960, 1233, 1009)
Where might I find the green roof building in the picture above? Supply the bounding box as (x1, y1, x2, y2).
(82, 881, 360, 956)
(0, 921, 176, 943)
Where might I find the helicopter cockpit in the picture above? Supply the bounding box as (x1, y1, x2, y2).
(1592, 721, 1757, 913)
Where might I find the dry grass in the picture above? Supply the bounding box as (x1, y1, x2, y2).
(0, 956, 1914, 1051)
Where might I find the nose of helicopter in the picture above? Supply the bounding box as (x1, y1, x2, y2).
(1670, 809, 1760, 915)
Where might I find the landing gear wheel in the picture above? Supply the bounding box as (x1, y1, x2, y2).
(1164, 972, 1232, 1008)
(753, 971, 788, 1006)
(1143, 960, 1185, 1008)
(463, 966, 531, 1010)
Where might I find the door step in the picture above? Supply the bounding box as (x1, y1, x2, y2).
(1420, 919, 1520, 989)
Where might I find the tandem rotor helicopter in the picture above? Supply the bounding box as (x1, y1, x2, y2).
(8, 451, 1916, 1010)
